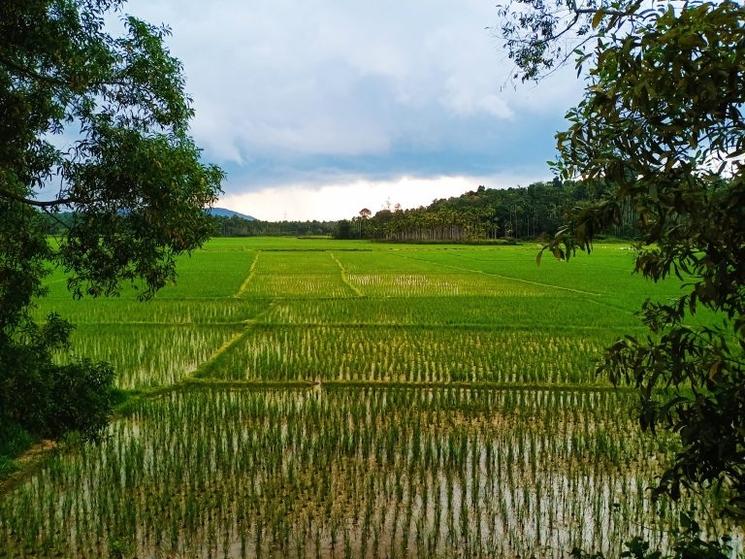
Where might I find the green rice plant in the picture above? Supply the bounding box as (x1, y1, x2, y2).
(0, 388, 716, 559)
(346, 272, 548, 297)
(211, 324, 614, 385)
(34, 298, 267, 325)
(4, 237, 727, 559)
(241, 273, 355, 298)
(406, 246, 685, 312)
(62, 324, 243, 389)
(264, 295, 642, 329)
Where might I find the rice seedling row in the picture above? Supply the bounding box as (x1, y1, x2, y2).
(210, 325, 615, 386)
(6, 238, 728, 559)
(63, 324, 244, 390)
(264, 297, 642, 329)
(2, 388, 722, 559)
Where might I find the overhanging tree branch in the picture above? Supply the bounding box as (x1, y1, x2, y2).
(0, 53, 70, 88)
(0, 188, 78, 208)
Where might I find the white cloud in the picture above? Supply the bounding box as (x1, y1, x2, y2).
(220, 173, 547, 221)
(119, 0, 581, 164)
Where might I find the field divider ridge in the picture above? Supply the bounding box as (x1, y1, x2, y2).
(191, 299, 278, 379)
(234, 251, 261, 297)
(138, 378, 634, 395)
(329, 251, 364, 296)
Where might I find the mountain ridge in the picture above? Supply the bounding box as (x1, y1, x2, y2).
(207, 207, 256, 221)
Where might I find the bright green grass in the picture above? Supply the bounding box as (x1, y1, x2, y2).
(400, 244, 684, 311)
(7, 237, 738, 559)
(42, 244, 256, 300)
(34, 237, 684, 390)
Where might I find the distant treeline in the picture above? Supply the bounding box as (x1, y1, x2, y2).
(42, 212, 338, 238)
(336, 180, 638, 242)
(41, 180, 638, 241)
(211, 217, 338, 237)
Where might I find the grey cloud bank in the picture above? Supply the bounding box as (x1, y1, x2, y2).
(119, 0, 582, 217)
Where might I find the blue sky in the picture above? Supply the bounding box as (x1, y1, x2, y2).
(120, 0, 584, 220)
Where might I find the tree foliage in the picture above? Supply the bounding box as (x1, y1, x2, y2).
(0, 0, 222, 449)
(339, 180, 637, 242)
(502, 0, 744, 524)
(210, 216, 339, 238)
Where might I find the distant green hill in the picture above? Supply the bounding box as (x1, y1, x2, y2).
(206, 207, 256, 221)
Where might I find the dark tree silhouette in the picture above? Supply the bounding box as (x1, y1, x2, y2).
(500, 0, 744, 553)
(0, 0, 223, 457)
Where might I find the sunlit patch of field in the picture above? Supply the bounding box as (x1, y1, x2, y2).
(233, 251, 357, 298)
(256, 251, 341, 274)
(403, 246, 685, 311)
(331, 251, 448, 274)
(33, 298, 267, 325)
(213, 324, 614, 385)
(347, 272, 551, 297)
(264, 296, 642, 329)
(241, 273, 356, 298)
(63, 324, 244, 389)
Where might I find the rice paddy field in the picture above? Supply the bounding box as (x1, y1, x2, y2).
(1, 238, 739, 558)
